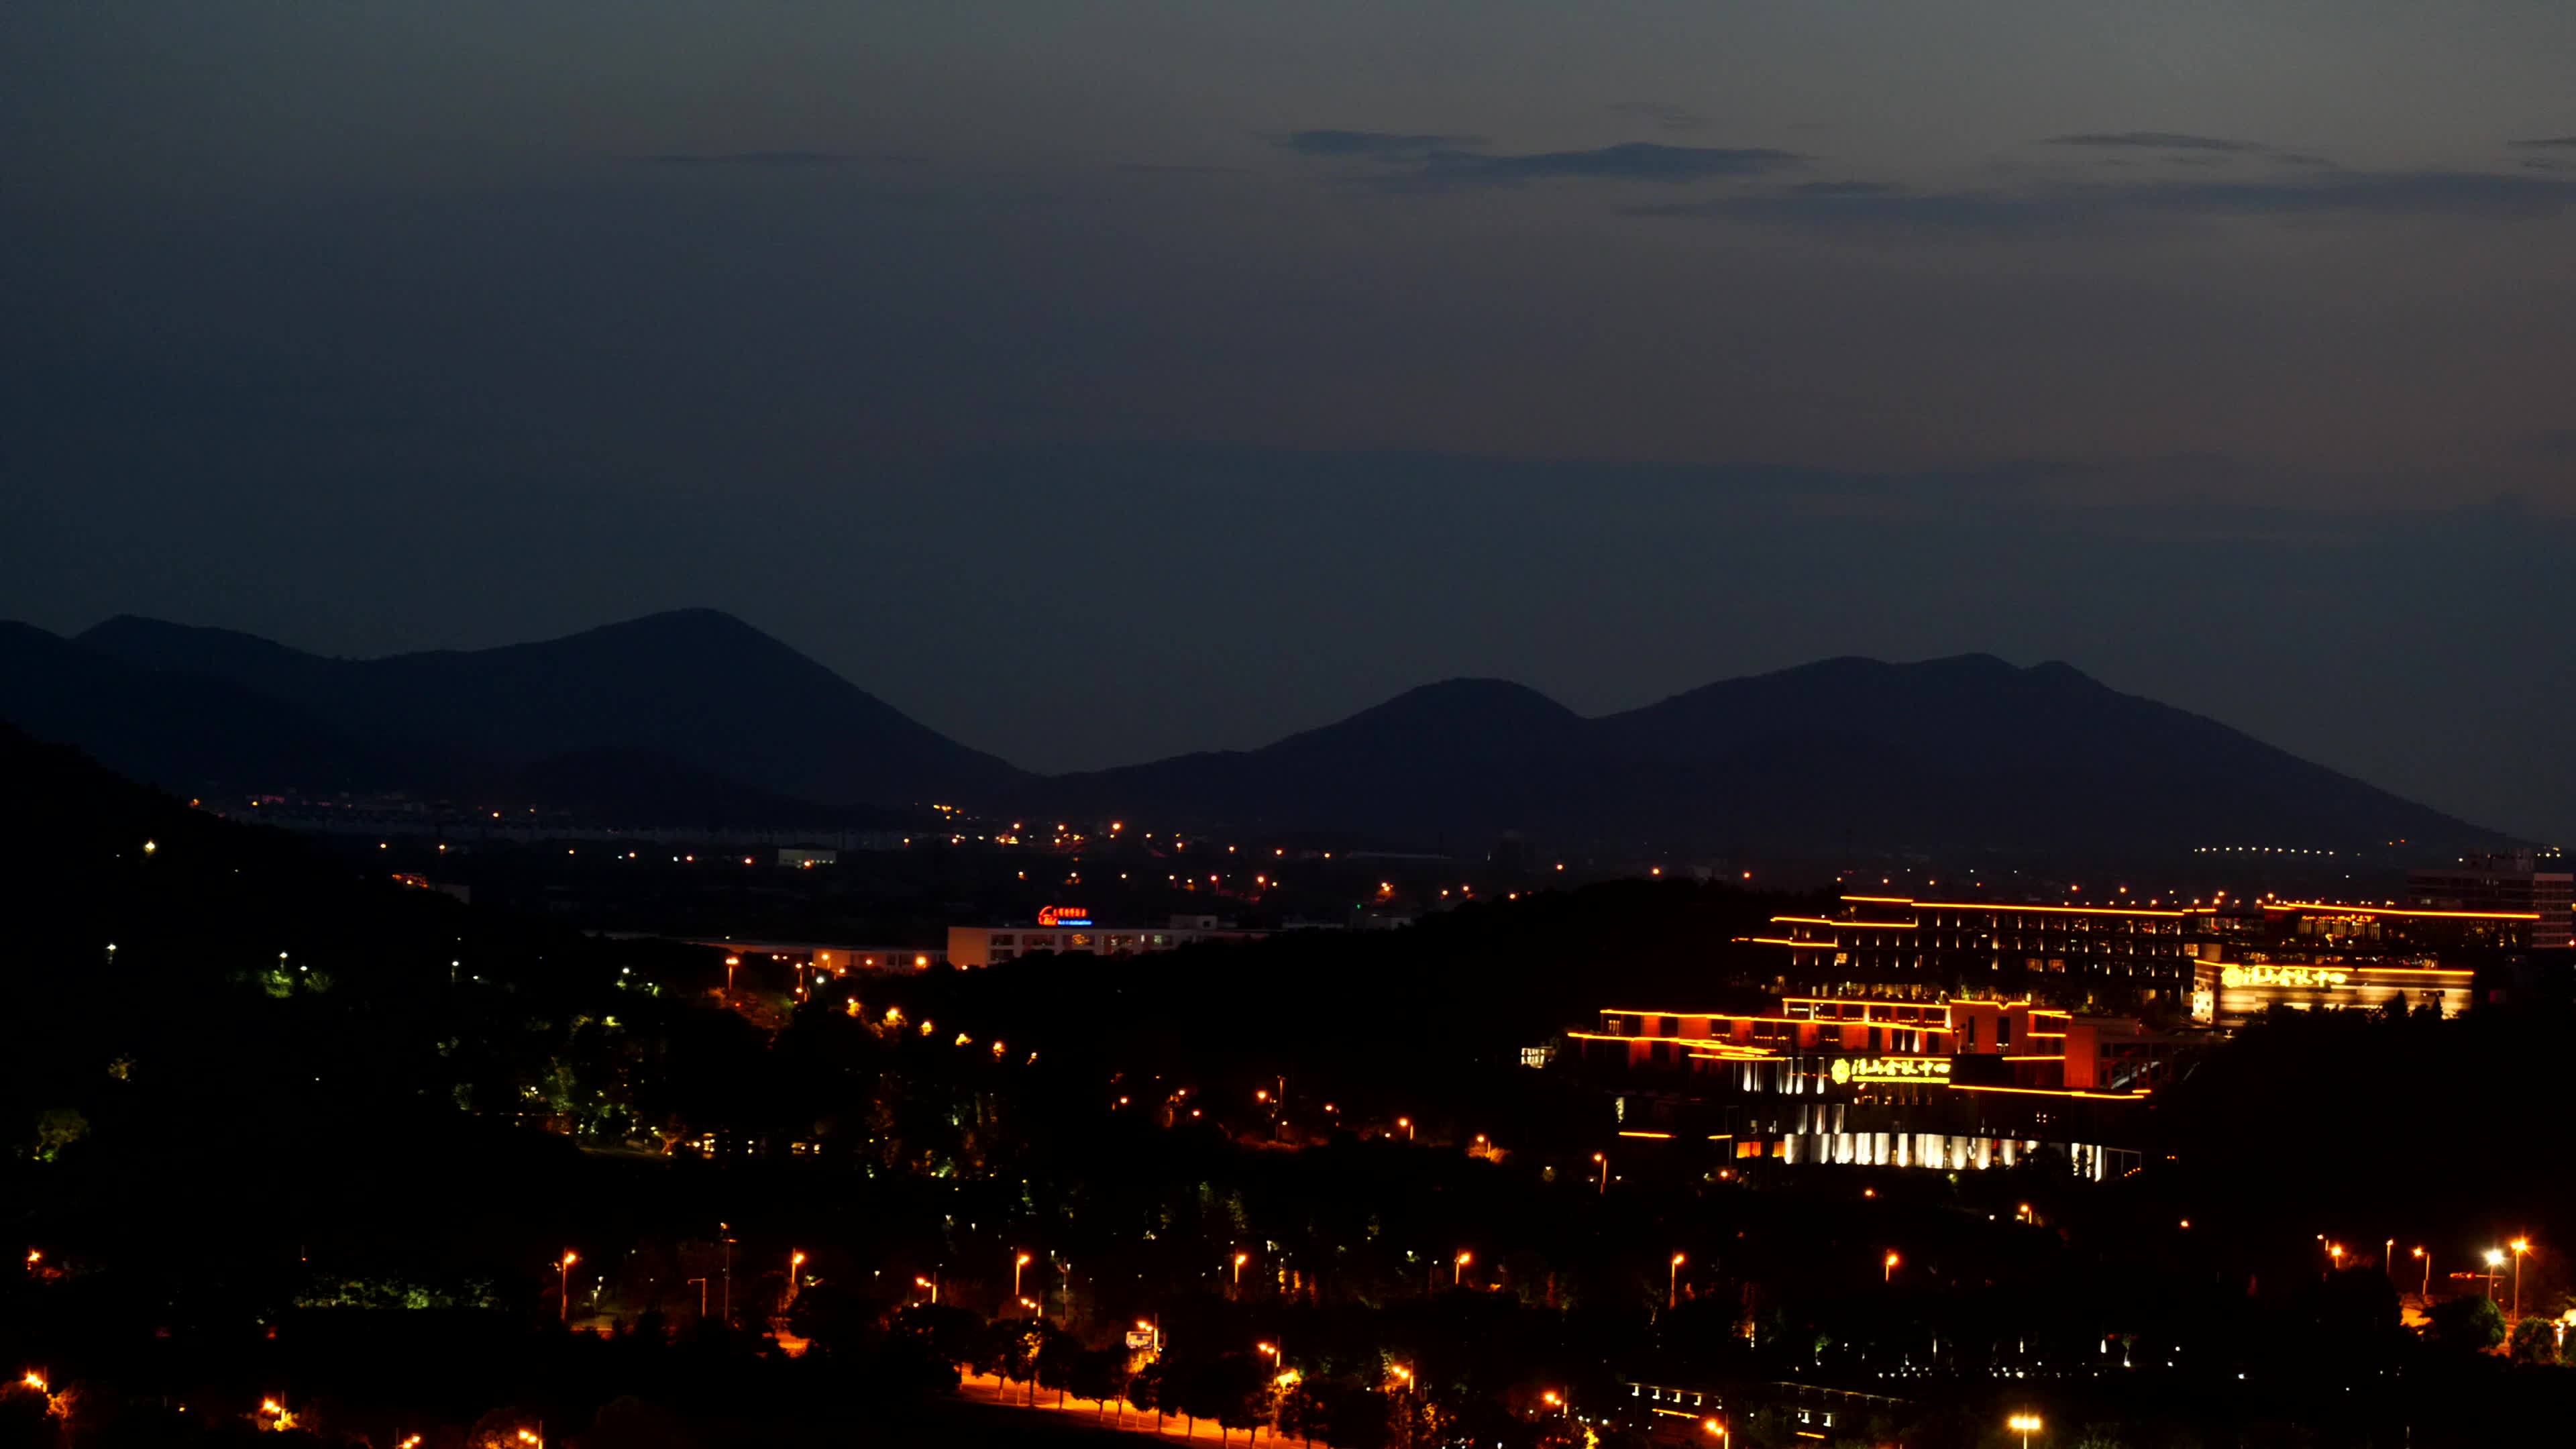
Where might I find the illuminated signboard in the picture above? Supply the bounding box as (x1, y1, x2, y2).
(1036, 905, 1093, 927)
(2219, 964, 2349, 989)
(1829, 1056, 1953, 1085)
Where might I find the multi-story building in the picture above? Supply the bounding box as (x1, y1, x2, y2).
(1758, 893, 2534, 1014)
(1575, 894, 2538, 1176)
(947, 912, 1268, 967)
(2409, 851, 2573, 950)
(1569, 990, 2184, 1179)
(1760, 895, 2206, 1004)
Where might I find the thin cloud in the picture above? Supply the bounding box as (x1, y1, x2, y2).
(1409, 142, 1801, 186)
(2045, 131, 2268, 153)
(1609, 101, 1712, 133)
(2508, 136, 2576, 148)
(1269, 129, 1483, 156)
(1629, 170, 2576, 227)
(645, 151, 847, 167)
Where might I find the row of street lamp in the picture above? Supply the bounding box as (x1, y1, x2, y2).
(2326, 1235, 2538, 1320)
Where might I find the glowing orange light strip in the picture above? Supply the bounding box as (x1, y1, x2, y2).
(1617, 1130, 1674, 1139)
(1945, 1083, 2147, 1100)
(2261, 902, 2539, 920)
(1905, 900, 2192, 918)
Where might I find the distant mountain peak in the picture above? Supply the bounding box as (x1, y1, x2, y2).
(62, 608, 1029, 810)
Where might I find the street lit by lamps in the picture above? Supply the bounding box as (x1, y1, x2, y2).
(2007, 1413, 2041, 1449)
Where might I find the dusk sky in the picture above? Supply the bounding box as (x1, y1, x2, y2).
(5, 3, 2573, 839)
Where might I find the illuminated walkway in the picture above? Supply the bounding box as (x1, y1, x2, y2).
(958, 1373, 1304, 1446)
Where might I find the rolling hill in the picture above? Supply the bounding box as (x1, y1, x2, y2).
(72, 608, 1027, 812)
(0, 610, 2508, 856)
(1017, 655, 2501, 856)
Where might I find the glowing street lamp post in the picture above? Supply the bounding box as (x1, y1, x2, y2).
(1884, 1252, 1900, 1284)
(788, 1250, 806, 1311)
(1454, 1251, 1470, 1288)
(2484, 1248, 2504, 1302)
(1670, 1253, 1684, 1309)
(1234, 1252, 1248, 1294)
(2008, 1413, 2042, 1449)
(1593, 1152, 1608, 1194)
(2511, 1239, 2531, 1322)
(2412, 1247, 2430, 1300)
(559, 1252, 578, 1324)
(1016, 1252, 1032, 1303)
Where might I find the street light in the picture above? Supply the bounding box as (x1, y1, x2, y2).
(788, 1250, 806, 1309)
(1884, 1252, 1900, 1284)
(2511, 1238, 2531, 1322)
(1670, 1252, 1684, 1308)
(1016, 1252, 1032, 1301)
(2484, 1248, 2504, 1301)
(2412, 1246, 2430, 1300)
(2007, 1413, 2041, 1449)
(916, 1275, 938, 1304)
(1454, 1250, 1472, 1287)
(1398, 1117, 1414, 1140)
(559, 1252, 578, 1323)
(1234, 1252, 1249, 1291)
(1593, 1152, 1608, 1194)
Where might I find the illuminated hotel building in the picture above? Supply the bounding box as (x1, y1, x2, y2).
(1568, 894, 2539, 1175)
(1762, 896, 2204, 1000)
(2408, 851, 2573, 951)
(1571, 993, 2178, 1179)
(1758, 894, 2535, 1015)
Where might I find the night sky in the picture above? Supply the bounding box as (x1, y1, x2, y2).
(5, 3, 2572, 840)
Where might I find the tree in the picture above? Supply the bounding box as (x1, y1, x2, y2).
(1069, 1348, 1130, 1418)
(1034, 1323, 1085, 1407)
(2508, 1315, 2559, 1365)
(2426, 1293, 2508, 1352)
(889, 1303, 987, 1371)
(1128, 1358, 1166, 1426)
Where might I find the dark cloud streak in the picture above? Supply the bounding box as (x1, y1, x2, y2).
(1631, 169, 2576, 227)
(2045, 131, 2268, 152)
(1271, 129, 1482, 156)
